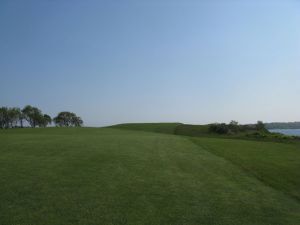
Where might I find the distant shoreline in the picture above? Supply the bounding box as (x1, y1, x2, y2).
(265, 122, 300, 130)
(269, 129, 300, 136)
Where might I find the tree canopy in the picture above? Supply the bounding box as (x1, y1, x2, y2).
(53, 112, 83, 127)
(22, 105, 44, 128)
(1, 107, 24, 129)
(208, 121, 267, 135)
(0, 105, 83, 129)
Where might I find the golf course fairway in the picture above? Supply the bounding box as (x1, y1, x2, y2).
(0, 127, 299, 225)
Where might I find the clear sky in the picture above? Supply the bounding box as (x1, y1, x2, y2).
(1, 0, 299, 126)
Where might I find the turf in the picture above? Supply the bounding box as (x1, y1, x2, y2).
(0, 128, 300, 225)
(174, 124, 211, 136)
(191, 137, 300, 201)
(108, 123, 181, 134)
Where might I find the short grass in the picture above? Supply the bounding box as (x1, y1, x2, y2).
(109, 123, 181, 134)
(0, 128, 300, 225)
(174, 124, 211, 136)
(191, 137, 300, 201)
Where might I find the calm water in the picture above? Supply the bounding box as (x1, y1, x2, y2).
(269, 129, 300, 136)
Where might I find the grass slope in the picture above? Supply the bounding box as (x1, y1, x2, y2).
(191, 137, 300, 201)
(109, 123, 211, 137)
(0, 128, 299, 225)
(109, 123, 181, 134)
(110, 122, 300, 141)
(174, 124, 211, 136)
(109, 123, 250, 139)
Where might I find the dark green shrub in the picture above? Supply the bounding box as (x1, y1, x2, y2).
(209, 123, 229, 134)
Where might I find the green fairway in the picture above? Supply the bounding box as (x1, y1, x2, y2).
(191, 137, 300, 201)
(0, 128, 300, 225)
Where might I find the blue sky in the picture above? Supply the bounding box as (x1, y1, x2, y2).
(1, 0, 299, 126)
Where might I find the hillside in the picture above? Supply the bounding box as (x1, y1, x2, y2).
(110, 122, 300, 141)
(0, 127, 300, 225)
(109, 123, 211, 136)
(108, 123, 181, 134)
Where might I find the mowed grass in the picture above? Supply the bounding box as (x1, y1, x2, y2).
(191, 137, 300, 201)
(109, 123, 181, 134)
(0, 128, 299, 225)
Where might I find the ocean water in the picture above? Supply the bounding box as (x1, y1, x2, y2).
(269, 129, 300, 136)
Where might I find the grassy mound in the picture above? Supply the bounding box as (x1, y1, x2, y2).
(174, 124, 211, 136)
(108, 123, 181, 134)
(109, 123, 211, 137)
(110, 123, 300, 142)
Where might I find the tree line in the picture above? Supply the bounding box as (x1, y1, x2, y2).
(0, 105, 83, 129)
(209, 120, 267, 134)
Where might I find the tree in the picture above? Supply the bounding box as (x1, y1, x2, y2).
(0, 107, 24, 128)
(53, 112, 72, 127)
(72, 116, 83, 127)
(54, 111, 83, 127)
(39, 114, 52, 127)
(0, 107, 9, 129)
(19, 110, 25, 128)
(22, 105, 43, 128)
(228, 120, 239, 133)
(22, 105, 34, 127)
(8, 107, 22, 128)
(209, 123, 229, 134)
(256, 121, 267, 132)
